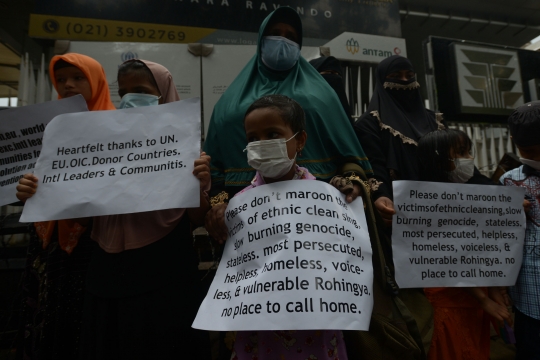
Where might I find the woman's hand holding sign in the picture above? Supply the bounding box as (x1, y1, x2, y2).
(205, 203, 228, 244)
(374, 196, 396, 226)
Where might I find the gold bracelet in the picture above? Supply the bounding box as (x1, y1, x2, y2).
(345, 172, 362, 184)
(345, 172, 371, 196)
(210, 191, 229, 207)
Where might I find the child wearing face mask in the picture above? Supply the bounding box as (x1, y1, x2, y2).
(116, 59, 172, 108)
(16, 59, 212, 360)
(417, 128, 512, 360)
(229, 94, 348, 360)
(499, 101, 540, 360)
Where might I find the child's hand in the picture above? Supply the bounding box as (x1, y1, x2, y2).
(329, 176, 361, 203)
(523, 199, 531, 213)
(480, 296, 513, 326)
(205, 203, 228, 244)
(346, 183, 361, 203)
(16, 173, 38, 203)
(193, 152, 211, 190)
(489, 286, 512, 308)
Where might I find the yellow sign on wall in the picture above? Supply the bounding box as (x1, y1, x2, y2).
(29, 14, 216, 43)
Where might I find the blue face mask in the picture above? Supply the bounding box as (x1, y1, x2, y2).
(261, 36, 300, 72)
(119, 93, 161, 109)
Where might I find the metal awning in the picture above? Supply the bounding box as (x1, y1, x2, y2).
(400, 0, 540, 48)
(0, 39, 20, 98)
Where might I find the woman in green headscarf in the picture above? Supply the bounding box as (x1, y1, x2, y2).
(204, 6, 373, 241)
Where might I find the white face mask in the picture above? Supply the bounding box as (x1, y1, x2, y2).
(520, 158, 540, 170)
(119, 93, 161, 109)
(244, 133, 298, 179)
(450, 158, 475, 183)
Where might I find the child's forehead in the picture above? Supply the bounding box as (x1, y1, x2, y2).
(118, 71, 156, 86)
(118, 70, 148, 80)
(245, 110, 292, 135)
(245, 107, 285, 123)
(448, 137, 471, 154)
(54, 66, 84, 76)
(457, 138, 469, 148)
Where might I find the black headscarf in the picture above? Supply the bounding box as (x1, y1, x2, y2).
(362, 55, 439, 142)
(309, 56, 352, 125)
(354, 55, 443, 200)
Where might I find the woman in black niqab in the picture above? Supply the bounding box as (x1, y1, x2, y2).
(309, 56, 353, 125)
(354, 55, 444, 224)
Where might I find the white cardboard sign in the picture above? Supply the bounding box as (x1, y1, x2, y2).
(20, 98, 201, 221)
(0, 95, 88, 206)
(392, 181, 526, 288)
(193, 180, 373, 331)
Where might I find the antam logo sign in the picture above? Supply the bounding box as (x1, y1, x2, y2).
(346, 38, 401, 58)
(346, 38, 359, 55)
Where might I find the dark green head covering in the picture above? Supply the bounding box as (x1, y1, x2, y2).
(203, 6, 372, 189)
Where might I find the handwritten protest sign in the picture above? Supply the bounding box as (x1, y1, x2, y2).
(21, 98, 201, 221)
(392, 181, 526, 288)
(193, 181, 373, 331)
(0, 96, 88, 206)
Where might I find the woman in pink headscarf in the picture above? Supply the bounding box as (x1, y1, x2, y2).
(79, 59, 212, 360)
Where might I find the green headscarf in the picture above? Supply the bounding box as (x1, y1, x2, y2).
(204, 6, 373, 189)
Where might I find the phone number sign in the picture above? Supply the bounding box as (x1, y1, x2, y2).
(29, 14, 216, 43)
